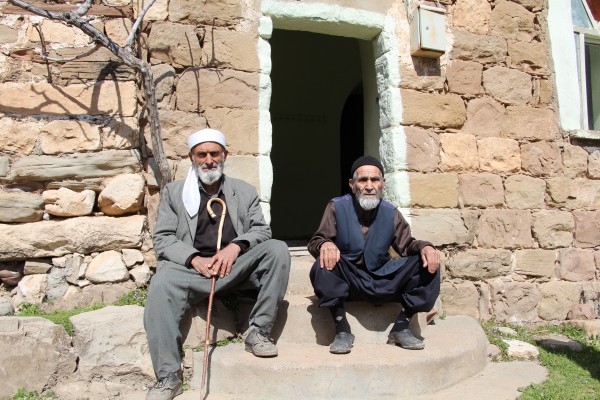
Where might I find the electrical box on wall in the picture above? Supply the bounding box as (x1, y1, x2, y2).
(410, 5, 446, 58)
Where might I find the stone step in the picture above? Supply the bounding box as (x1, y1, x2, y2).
(190, 316, 488, 399)
(286, 253, 314, 296)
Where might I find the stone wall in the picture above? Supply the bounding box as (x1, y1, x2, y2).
(0, 0, 598, 323)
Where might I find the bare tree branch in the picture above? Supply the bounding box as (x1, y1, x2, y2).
(125, 0, 157, 50)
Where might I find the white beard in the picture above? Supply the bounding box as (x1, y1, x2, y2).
(357, 196, 380, 210)
(195, 161, 224, 185)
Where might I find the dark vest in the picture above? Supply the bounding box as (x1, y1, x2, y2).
(333, 194, 398, 275)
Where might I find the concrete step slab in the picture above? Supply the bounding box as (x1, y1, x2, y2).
(190, 316, 488, 399)
(286, 255, 314, 296)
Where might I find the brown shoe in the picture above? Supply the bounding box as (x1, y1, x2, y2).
(244, 327, 278, 357)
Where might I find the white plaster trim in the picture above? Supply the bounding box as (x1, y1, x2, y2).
(398, 207, 413, 228)
(257, 155, 273, 204)
(384, 171, 411, 209)
(261, 0, 385, 40)
(548, 0, 582, 131)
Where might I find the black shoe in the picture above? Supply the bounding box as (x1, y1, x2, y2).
(330, 332, 355, 354)
(387, 328, 424, 350)
(146, 372, 183, 400)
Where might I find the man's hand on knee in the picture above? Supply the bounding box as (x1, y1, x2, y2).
(319, 241, 340, 270)
(421, 246, 440, 274)
(190, 256, 213, 277)
(208, 243, 241, 278)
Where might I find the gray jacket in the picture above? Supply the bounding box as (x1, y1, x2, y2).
(153, 175, 271, 268)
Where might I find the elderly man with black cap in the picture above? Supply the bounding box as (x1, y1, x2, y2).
(308, 155, 440, 354)
(144, 129, 290, 400)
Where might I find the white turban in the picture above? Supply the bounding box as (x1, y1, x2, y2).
(182, 128, 227, 217)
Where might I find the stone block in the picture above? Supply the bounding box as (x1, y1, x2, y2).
(446, 249, 511, 280)
(574, 211, 600, 248)
(398, 63, 445, 91)
(43, 188, 96, 217)
(588, 152, 600, 178)
(446, 60, 483, 96)
(501, 106, 558, 141)
(483, 66, 532, 105)
(441, 281, 480, 319)
(515, 250, 556, 278)
(410, 209, 476, 247)
(27, 19, 89, 46)
(478, 137, 521, 172)
(520, 141, 562, 176)
(151, 110, 207, 159)
(8, 150, 141, 182)
(203, 28, 260, 72)
(538, 79, 553, 105)
(0, 216, 146, 261)
(133, 0, 169, 21)
(504, 175, 545, 209)
(459, 173, 504, 207)
(489, 0, 536, 42)
(450, 0, 491, 35)
(401, 90, 466, 128)
(224, 155, 261, 198)
(462, 97, 505, 138)
(408, 172, 459, 208)
(0, 191, 44, 223)
(0, 25, 17, 44)
(451, 29, 507, 64)
(558, 248, 596, 281)
(478, 209, 533, 249)
(508, 41, 549, 74)
(205, 108, 260, 154)
(176, 68, 259, 112)
(148, 22, 204, 68)
(169, 0, 243, 26)
(0, 117, 43, 155)
(104, 18, 133, 47)
(564, 179, 600, 210)
(101, 117, 139, 150)
(40, 120, 101, 155)
(98, 173, 145, 216)
(512, 0, 545, 12)
(86, 251, 130, 284)
(0, 81, 137, 117)
(0, 157, 8, 177)
(152, 63, 176, 103)
(439, 133, 479, 172)
(489, 278, 540, 322)
(400, 126, 439, 172)
(545, 177, 571, 204)
(562, 143, 589, 178)
(24, 259, 53, 275)
(538, 281, 582, 321)
(532, 210, 574, 249)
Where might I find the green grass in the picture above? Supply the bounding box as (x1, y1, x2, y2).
(16, 302, 104, 335)
(9, 389, 56, 400)
(114, 288, 148, 307)
(482, 320, 600, 399)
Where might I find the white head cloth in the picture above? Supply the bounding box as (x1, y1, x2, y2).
(182, 129, 227, 217)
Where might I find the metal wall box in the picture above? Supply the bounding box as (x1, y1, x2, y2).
(410, 5, 446, 58)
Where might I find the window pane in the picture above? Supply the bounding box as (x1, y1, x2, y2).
(572, 0, 593, 28)
(585, 42, 600, 130)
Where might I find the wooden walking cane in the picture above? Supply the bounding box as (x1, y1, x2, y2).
(201, 197, 227, 393)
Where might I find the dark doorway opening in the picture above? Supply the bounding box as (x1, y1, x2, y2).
(269, 29, 365, 244)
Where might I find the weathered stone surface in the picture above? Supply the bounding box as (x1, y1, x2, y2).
(478, 137, 521, 172)
(152, 63, 176, 103)
(0, 296, 13, 316)
(182, 299, 237, 347)
(489, 0, 536, 42)
(532, 210, 575, 249)
(520, 141, 562, 176)
(0, 81, 137, 116)
(501, 106, 558, 141)
(130, 263, 152, 287)
(483, 66, 532, 105)
(410, 209, 476, 247)
(0, 262, 24, 286)
(40, 120, 101, 155)
(539, 281, 582, 320)
(98, 173, 145, 216)
(0, 191, 44, 223)
(508, 41, 549, 74)
(28, 19, 89, 45)
(0, 216, 145, 261)
(0, 25, 18, 43)
(86, 250, 130, 283)
(100, 117, 139, 150)
(398, 62, 445, 91)
(558, 248, 596, 282)
(567, 304, 596, 320)
(403, 126, 439, 172)
(451, 29, 507, 64)
(24, 259, 53, 275)
(43, 188, 96, 217)
(478, 210, 533, 249)
(46, 263, 75, 301)
(563, 179, 600, 209)
(401, 90, 466, 128)
(515, 250, 556, 278)
(0, 157, 8, 177)
(134, 0, 168, 20)
(567, 320, 600, 339)
(224, 155, 261, 198)
(439, 133, 479, 172)
(408, 173, 459, 208)
(0, 317, 77, 398)
(8, 150, 142, 181)
(122, 249, 144, 268)
(205, 108, 260, 154)
(203, 28, 259, 72)
(176, 68, 259, 112)
(545, 177, 571, 204)
(459, 173, 504, 207)
(148, 22, 204, 68)
(573, 211, 600, 247)
(512, 0, 545, 12)
(46, 179, 104, 193)
(489, 279, 540, 322)
(0, 117, 42, 154)
(447, 60, 483, 96)
(169, 0, 242, 25)
(16, 274, 48, 305)
(504, 175, 545, 209)
(503, 339, 539, 359)
(562, 144, 589, 178)
(450, 0, 491, 34)
(153, 110, 207, 159)
(446, 249, 511, 280)
(440, 281, 480, 319)
(589, 152, 600, 178)
(462, 97, 505, 138)
(71, 306, 154, 384)
(104, 18, 132, 47)
(538, 79, 553, 105)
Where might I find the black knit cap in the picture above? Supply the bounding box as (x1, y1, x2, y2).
(351, 155, 384, 178)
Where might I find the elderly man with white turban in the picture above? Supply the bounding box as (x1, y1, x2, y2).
(144, 129, 290, 400)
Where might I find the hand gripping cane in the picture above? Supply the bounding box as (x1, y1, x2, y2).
(201, 197, 227, 393)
